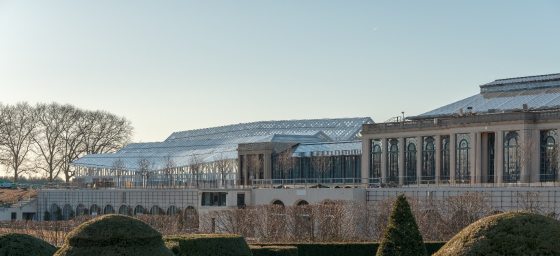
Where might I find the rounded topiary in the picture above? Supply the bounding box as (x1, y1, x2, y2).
(0, 233, 57, 256)
(376, 194, 426, 256)
(434, 211, 560, 256)
(250, 245, 298, 256)
(54, 214, 173, 256)
(165, 234, 252, 256)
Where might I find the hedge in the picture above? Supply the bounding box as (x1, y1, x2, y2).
(434, 211, 560, 256)
(0, 233, 57, 256)
(55, 214, 173, 256)
(164, 234, 252, 256)
(250, 242, 446, 256)
(250, 245, 298, 256)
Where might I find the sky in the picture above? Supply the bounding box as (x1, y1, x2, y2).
(0, 1, 559, 142)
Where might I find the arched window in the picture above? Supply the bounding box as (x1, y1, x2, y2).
(90, 204, 101, 216)
(388, 139, 399, 183)
(167, 205, 178, 215)
(134, 205, 146, 215)
(456, 138, 470, 183)
(104, 205, 115, 214)
(441, 136, 450, 181)
(405, 141, 417, 185)
(150, 205, 163, 215)
(540, 130, 558, 182)
(50, 204, 62, 221)
(272, 200, 285, 207)
(422, 137, 435, 182)
(62, 204, 74, 220)
(503, 131, 520, 183)
(118, 205, 131, 215)
(76, 204, 89, 216)
(370, 143, 382, 181)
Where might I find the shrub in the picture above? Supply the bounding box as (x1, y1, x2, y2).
(164, 234, 252, 256)
(251, 245, 298, 256)
(54, 214, 173, 256)
(0, 233, 57, 256)
(434, 211, 560, 256)
(376, 194, 427, 256)
(250, 242, 445, 256)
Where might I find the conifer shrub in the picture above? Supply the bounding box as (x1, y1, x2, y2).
(434, 211, 560, 256)
(376, 194, 427, 256)
(0, 233, 57, 256)
(164, 234, 252, 256)
(250, 245, 298, 256)
(54, 214, 173, 256)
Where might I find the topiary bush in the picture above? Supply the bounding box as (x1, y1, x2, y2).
(54, 214, 173, 256)
(251, 245, 298, 256)
(0, 233, 57, 256)
(376, 194, 427, 256)
(434, 211, 560, 256)
(164, 234, 252, 256)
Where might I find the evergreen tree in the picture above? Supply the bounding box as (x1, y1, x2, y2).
(376, 194, 427, 256)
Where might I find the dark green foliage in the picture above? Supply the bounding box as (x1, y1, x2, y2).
(164, 234, 252, 256)
(55, 214, 173, 256)
(251, 245, 298, 256)
(250, 242, 445, 256)
(435, 211, 560, 256)
(376, 194, 427, 256)
(0, 233, 57, 256)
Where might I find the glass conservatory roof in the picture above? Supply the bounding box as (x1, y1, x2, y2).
(292, 141, 362, 158)
(72, 117, 373, 171)
(414, 73, 560, 119)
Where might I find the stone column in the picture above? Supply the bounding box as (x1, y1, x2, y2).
(398, 138, 405, 185)
(361, 138, 371, 185)
(241, 154, 248, 186)
(416, 136, 423, 185)
(263, 152, 272, 180)
(449, 134, 456, 183)
(519, 129, 533, 183)
(496, 131, 504, 184)
(381, 138, 388, 183)
(530, 129, 540, 182)
(435, 135, 442, 183)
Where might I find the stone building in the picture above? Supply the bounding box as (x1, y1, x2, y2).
(361, 73, 560, 186)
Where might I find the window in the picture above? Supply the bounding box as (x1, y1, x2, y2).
(388, 139, 399, 183)
(370, 140, 382, 181)
(202, 192, 227, 206)
(441, 136, 450, 181)
(503, 131, 520, 183)
(422, 137, 435, 182)
(540, 130, 558, 182)
(405, 139, 417, 185)
(456, 135, 470, 183)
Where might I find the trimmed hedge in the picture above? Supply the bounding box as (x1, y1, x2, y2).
(250, 242, 446, 256)
(164, 234, 252, 256)
(434, 211, 560, 256)
(251, 245, 298, 256)
(0, 233, 57, 256)
(55, 214, 173, 256)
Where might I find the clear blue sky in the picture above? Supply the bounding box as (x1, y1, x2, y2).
(1, 1, 559, 142)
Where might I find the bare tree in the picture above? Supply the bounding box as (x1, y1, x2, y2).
(33, 103, 78, 182)
(112, 158, 126, 188)
(137, 158, 151, 188)
(81, 110, 133, 154)
(189, 154, 203, 187)
(162, 155, 175, 187)
(0, 103, 38, 181)
(214, 152, 234, 187)
(311, 154, 332, 181)
(60, 111, 88, 183)
(276, 148, 293, 179)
